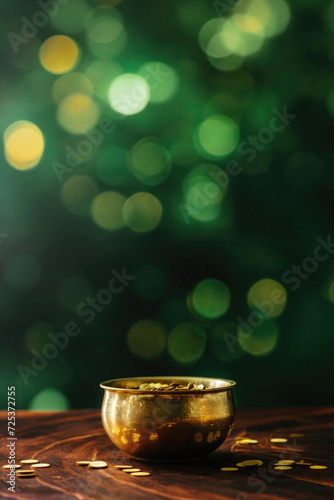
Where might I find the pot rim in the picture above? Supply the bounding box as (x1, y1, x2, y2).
(100, 376, 237, 394)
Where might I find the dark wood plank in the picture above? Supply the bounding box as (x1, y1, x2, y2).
(1, 407, 333, 500)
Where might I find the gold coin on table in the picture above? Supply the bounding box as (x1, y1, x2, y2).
(3, 464, 21, 469)
(130, 472, 151, 476)
(76, 461, 91, 466)
(123, 468, 141, 473)
(276, 460, 295, 465)
(16, 473, 36, 478)
(310, 465, 328, 470)
(270, 438, 288, 443)
(89, 461, 108, 468)
(16, 470, 36, 475)
(32, 463, 51, 468)
(20, 459, 39, 464)
(240, 460, 261, 467)
(114, 465, 134, 468)
(273, 466, 292, 470)
(221, 467, 239, 471)
(236, 438, 259, 444)
(295, 461, 312, 465)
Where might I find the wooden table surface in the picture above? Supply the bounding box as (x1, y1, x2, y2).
(1, 407, 333, 500)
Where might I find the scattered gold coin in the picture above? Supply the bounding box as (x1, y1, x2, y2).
(236, 438, 259, 444)
(32, 463, 51, 468)
(240, 460, 262, 467)
(136, 381, 209, 391)
(274, 466, 292, 470)
(88, 461, 108, 469)
(130, 472, 151, 476)
(16, 470, 36, 475)
(2, 464, 21, 469)
(295, 461, 313, 465)
(76, 461, 91, 466)
(20, 459, 39, 464)
(270, 438, 288, 443)
(16, 473, 36, 478)
(276, 460, 295, 465)
(221, 467, 239, 471)
(123, 469, 141, 473)
(114, 465, 134, 468)
(310, 465, 328, 470)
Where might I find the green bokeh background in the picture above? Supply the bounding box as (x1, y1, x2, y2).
(1, 0, 334, 411)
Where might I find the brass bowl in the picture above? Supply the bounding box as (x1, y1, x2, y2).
(100, 376, 236, 462)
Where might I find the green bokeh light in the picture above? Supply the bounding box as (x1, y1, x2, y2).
(29, 388, 70, 411)
(190, 279, 231, 319)
(238, 320, 279, 357)
(128, 138, 172, 186)
(108, 74, 150, 115)
(195, 115, 239, 158)
(139, 61, 179, 104)
(167, 323, 206, 363)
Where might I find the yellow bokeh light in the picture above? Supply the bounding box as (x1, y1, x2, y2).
(57, 93, 100, 135)
(167, 323, 206, 363)
(4, 121, 44, 170)
(127, 320, 166, 359)
(246, 0, 291, 37)
(108, 74, 150, 115)
(122, 192, 163, 233)
(90, 191, 126, 230)
(247, 279, 287, 318)
(61, 175, 98, 216)
(52, 72, 94, 104)
(39, 35, 80, 75)
(221, 17, 264, 57)
(238, 320, 279, 356)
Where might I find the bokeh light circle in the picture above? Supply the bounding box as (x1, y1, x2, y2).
(238, 319, 279, 356)
(139, 61, 179, 103)
(247, 279, 287, 318)
(52, 72, 94, 104)
(90, 191, 126, 230)
(108, 74, 150, 115)
(39, 35, 80, 74)
(128, 138, 172, 186)
(61, 175, 98, 216)
(127, 320, 166, 359)
(122, 192, 163, 233)
(196, 115, 239, 158)
(191, 279, 231, 319)
(167, 323, 206, 363)
(57, 93, 100, 134)
(29, 388, 69, 411)
(4, 121, 44, 170)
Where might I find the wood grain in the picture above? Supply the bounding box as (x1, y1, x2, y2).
(1, 407, 333, 500)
